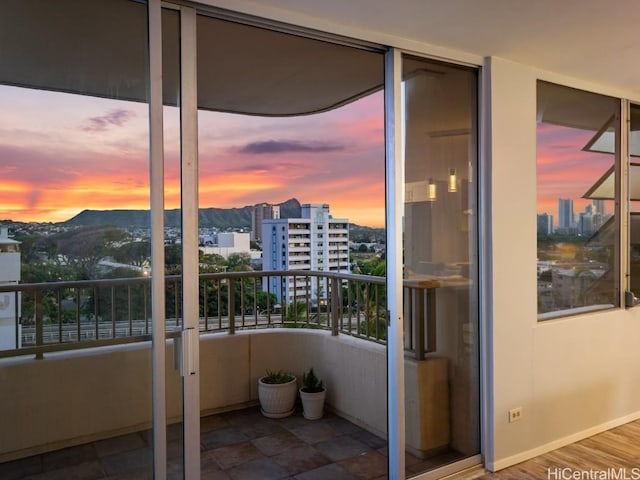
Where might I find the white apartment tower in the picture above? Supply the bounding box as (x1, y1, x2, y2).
(251, 203, 280, 242)
(0, 227, 21, 349)
(262, 204, 349, 306)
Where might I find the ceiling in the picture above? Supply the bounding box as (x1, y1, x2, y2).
(226, 0, 640, 98)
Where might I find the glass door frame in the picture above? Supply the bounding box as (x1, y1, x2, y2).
(149, 1, 201, 478)
(385, 48, 485, 480)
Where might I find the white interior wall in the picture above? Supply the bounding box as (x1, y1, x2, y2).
(488, 56, 640, 470)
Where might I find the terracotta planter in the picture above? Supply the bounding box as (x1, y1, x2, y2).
(300, 388, 326, 420)
(258, 376, 297, 418)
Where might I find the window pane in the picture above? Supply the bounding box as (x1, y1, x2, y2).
(536, 81, 620, 319)
(402, 54, 480, 473)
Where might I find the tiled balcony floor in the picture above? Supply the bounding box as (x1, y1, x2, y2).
(0, 406, 463, 480)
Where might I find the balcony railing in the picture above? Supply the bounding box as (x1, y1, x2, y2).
(0, 270, 437, 360)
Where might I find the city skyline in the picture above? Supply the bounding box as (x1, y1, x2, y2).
(536, 122, 614, 221)
(0, 84, 385, 227)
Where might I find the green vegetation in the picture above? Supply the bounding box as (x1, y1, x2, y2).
(262, 370, 295, 384)
(301, 368, 324, 393)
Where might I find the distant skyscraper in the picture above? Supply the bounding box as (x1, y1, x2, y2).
(251, 203, 280, 242)
(592, 199, 605, 216)
(558, 198, 574, 230)
(537, 213, 553, 235)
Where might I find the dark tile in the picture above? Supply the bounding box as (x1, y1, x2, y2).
(294, 463, 358, 480)
(201, 415, 232, 433)
(288, 422, 342, 444)
(0, 454, 43, 480)
(201, 449, 225, 474)
(200, 469, 232, 480)
(339, 450, 388, 479)
(236, 418, 288, 440)
(406, 450, 465, 475)
(314, 436, 370, 462)
(42, 443, 97, 471)
(227, 457, 290, 480)
(222, 408, 265, 427)
(166, 458, 183, 480)
(277, 413, 310, 430)
(167, 422, 184, 442)
(272, 445, 330, 475)
(24, 460, 105, 480)
(252, 431, 307, 456)
(201, 428, 249, 450)
(107, 467, 154, 480)
(322, 415, 365, 435)
(166, 438, 183, 460)
(210, 442, 262, 470)
(101, 447, 153, 477)
(350, 429, 387, 450)
(94, 433, 146, 458)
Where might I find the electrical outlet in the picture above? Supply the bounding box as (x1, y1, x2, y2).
(508, 407, 523, 423)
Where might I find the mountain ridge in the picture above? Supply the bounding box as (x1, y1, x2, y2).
(64, 198, 302, 230)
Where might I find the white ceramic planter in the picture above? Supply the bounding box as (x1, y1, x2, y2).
(300, 388, 326, 420)
(258, 376, 298, 418)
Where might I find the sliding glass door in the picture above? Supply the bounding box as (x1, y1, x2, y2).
(386, 51, 481, 479)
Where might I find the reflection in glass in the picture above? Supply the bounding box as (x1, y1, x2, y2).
(536, 81, 620, 319)
(402, 54, 480, 475)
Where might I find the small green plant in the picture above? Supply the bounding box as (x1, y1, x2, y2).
(301, 368, 324, 393)
(262, 369, 295, 384)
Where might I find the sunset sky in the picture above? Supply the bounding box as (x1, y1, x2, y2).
(0, 84, 385, 226)
(537, 122, 615, 224)
(2, 81, 613, 230)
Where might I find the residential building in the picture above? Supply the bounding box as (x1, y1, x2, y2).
(0, 228, 20, 350)
(537, 213, 553, 236)
(262, 204, 349, 305)
(557, 198, 574, 231)
(200, 232, 253, 259)
(251, 203, 280, 242)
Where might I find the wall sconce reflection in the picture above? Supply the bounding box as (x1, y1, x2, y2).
(428, 178, 437, 201)
(448, 168, 457, 193)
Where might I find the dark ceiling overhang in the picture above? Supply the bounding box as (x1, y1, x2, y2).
(0, 0, 384, 117)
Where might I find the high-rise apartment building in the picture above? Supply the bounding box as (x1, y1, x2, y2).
(251, 203, 280, 242)
(558, 198, 574, 230)
(262, 204, 349, 306)
(537, 213, 553, 235)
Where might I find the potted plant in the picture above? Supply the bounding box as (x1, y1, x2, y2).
(258, 369, 297, 418)
(300, 368, 326, 420)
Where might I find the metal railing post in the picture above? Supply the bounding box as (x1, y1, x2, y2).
(35, 289, 43, 360)
(228, 279, 235, 335)
(331, 276, 339, 336)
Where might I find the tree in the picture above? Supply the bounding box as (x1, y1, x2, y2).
(199, 252, 227, 272)
(227, 252, 251, 272)
(112, 241, 150, 267)
(165, 244, 182, 271)
(49, 226, 128, 279)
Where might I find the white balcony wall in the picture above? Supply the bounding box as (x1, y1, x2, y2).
(0, 330, 392, 462)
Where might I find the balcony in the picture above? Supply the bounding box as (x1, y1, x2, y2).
(0, 271, 446, 476)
